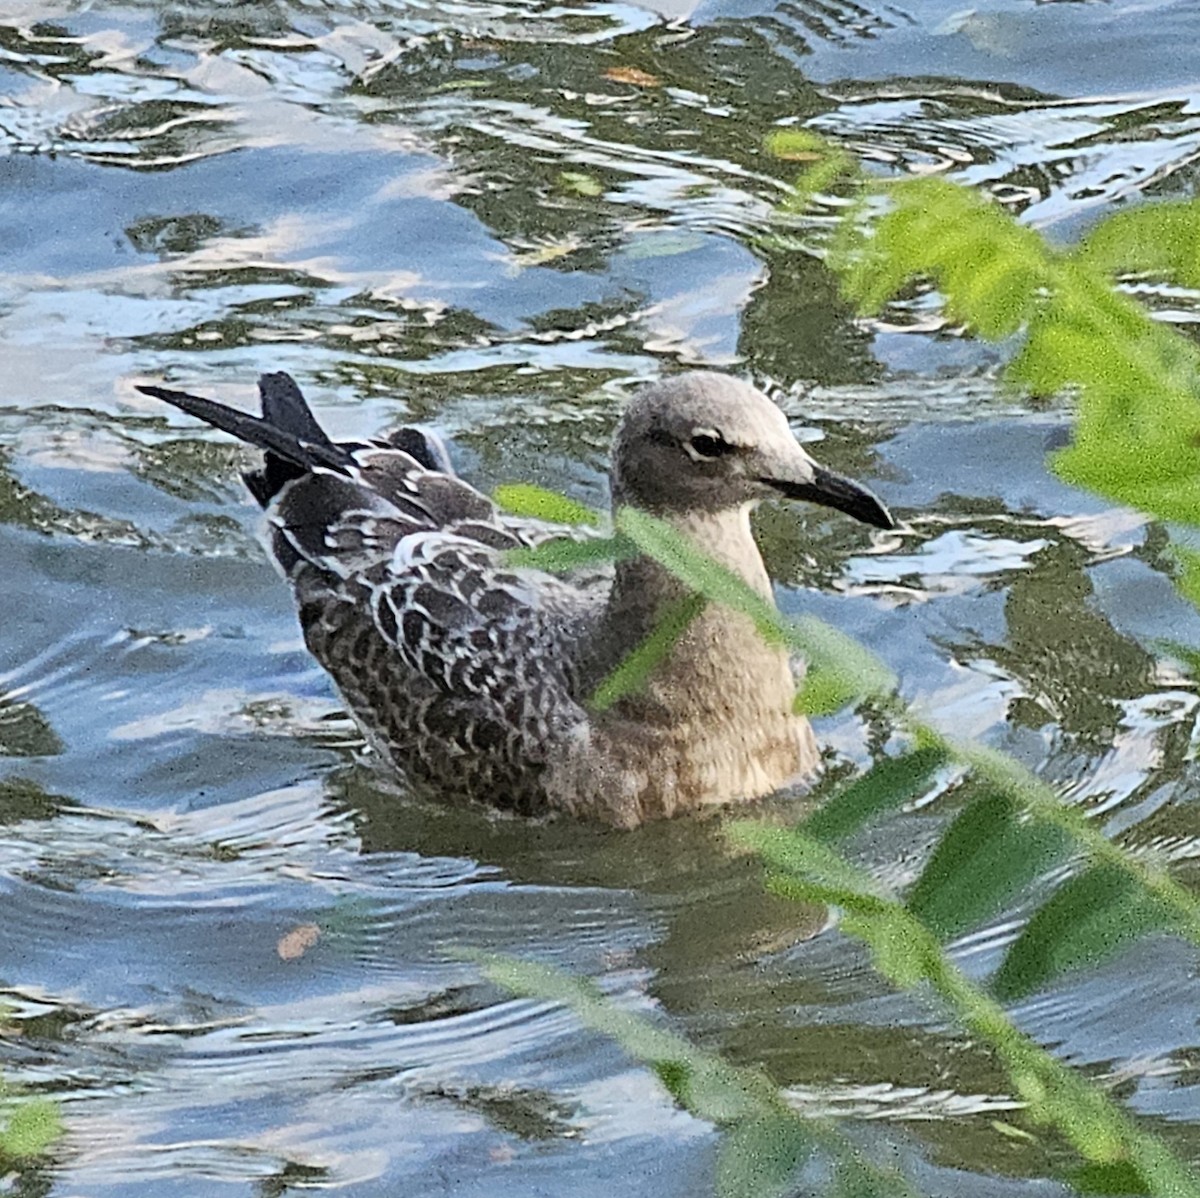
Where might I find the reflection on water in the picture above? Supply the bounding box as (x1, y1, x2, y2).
(1, 0, 1199, 1194)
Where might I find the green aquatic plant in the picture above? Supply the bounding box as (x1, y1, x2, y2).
(768, 127, 1200, 607)
(729, 806, 1197, 1197)
(492, 163, 1200, 1194)
(0, 1050, 62, 1165)
(501, 501, 1200, 1194)
(0, 1096, 61, 1161)
(475, 954, 922, 1198)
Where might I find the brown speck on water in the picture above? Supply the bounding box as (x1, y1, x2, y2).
(602, 66, 661, 87)
(277, 923, 320, 961)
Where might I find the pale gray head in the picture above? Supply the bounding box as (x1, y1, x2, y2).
(611, 372, 894, 529)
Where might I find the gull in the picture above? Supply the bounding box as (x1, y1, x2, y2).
(137, 371, 894, 828)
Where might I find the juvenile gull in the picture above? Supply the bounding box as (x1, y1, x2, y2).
(137, 371, 894, 828)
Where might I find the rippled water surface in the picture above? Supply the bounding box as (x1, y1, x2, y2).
(3, 1, 1200, 1194)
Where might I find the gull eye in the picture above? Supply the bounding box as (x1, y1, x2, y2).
(687, 428, 735, 461)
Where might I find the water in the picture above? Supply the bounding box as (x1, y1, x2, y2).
(2, 1, 1199, 1193)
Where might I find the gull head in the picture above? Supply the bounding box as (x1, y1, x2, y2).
(611, 372, 894, 529)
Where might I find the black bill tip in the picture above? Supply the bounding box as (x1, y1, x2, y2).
(766, 465, 896, 530)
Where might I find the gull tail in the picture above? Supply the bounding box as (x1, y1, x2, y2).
(136, 371, 353, 506)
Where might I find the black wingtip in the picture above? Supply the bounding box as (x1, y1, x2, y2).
(257, 372, 333, 450)
(136, 382, 194, 404)
(136, 378, 352, 484)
